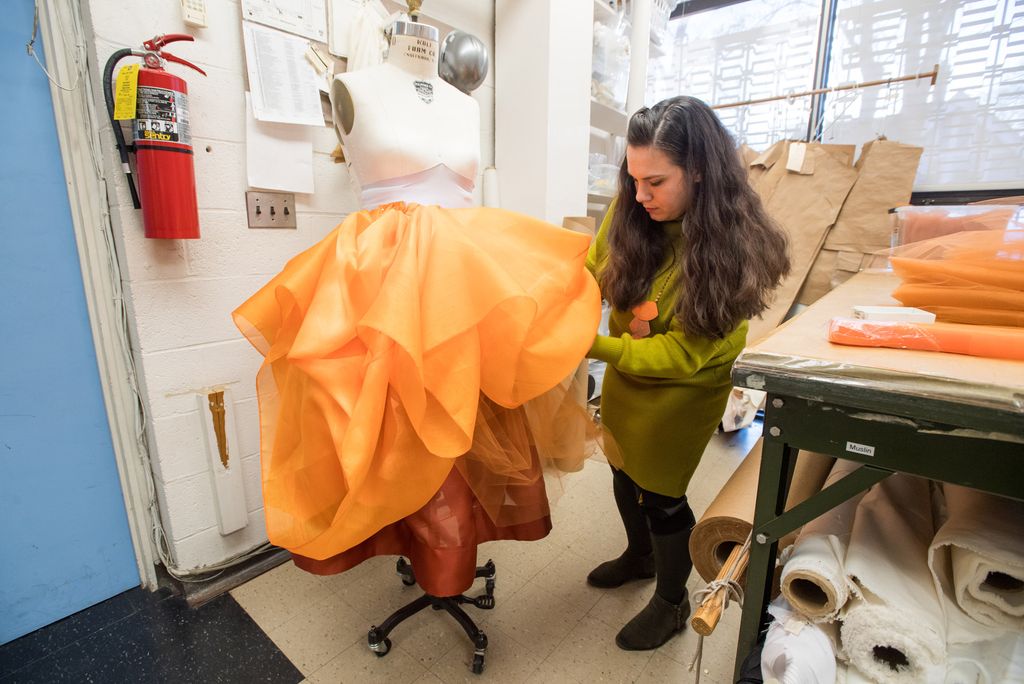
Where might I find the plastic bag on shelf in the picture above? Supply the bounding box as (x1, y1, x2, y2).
(592, 21, 630, 110)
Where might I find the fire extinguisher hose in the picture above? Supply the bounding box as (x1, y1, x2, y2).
(103, 48, 142, 209)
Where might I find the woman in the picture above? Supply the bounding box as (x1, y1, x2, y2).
(586, 96, 790, 650)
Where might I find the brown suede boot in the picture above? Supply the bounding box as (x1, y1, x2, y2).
(615, 523, 693, 650)
(588, 467, 655, 588)
(615, 590, 691, 650)
(587, 552, 656, 588)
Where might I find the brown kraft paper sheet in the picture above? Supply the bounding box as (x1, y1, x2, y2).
(747, 142, 858, 343)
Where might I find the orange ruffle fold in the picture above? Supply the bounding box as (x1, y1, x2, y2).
(233, 203, 601, 562)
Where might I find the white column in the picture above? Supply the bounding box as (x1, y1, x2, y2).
(626, 0, 652, 115)
(495, 0, 593, 224)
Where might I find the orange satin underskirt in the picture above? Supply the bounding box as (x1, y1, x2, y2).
(294, 457, 552, 596)
(233, 203, 601, 588)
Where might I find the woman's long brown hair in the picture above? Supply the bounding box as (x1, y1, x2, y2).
(599, 96, 790, 340)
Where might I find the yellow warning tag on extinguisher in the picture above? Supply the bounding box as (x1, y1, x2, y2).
(113, 64, 140, 120)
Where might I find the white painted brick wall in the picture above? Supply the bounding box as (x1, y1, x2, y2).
(84, 0, 495, 573)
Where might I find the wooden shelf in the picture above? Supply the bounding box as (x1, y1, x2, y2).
(588, 191, 615, 205)
(590, 98, 628, 136)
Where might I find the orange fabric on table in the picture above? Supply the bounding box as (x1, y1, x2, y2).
(232, 203, 601, 565)
(827, 317, 1024, 361)
(889, 228, 1024, 327)
(892, 283, 1024, 311)
(911, 307, 1024, 328)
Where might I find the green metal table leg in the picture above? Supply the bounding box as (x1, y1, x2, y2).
(733, 436, 796, 681)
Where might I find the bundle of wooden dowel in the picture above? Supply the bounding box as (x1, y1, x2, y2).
(691, 541, 750, 636)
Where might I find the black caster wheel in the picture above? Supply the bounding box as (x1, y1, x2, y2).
(369, 636, 391, 657)
(368, 626, 391, 657)
(471, 653, 485, 674)
(396, 557, 416, 586)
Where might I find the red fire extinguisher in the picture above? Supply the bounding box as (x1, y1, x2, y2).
(103, 34, 205, 239)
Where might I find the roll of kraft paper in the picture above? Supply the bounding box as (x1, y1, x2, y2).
(929, 484, 1024, 640)
(780, 458, 866, 622)
(827, 317, 1024, 361)
(690, 438, 834, 583)
(840, 474, 946, 683)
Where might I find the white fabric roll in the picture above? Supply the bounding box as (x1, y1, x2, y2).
(835, 663, 876, 683)
(928, 483, 1024, 641)
(761, 597, 837, 684)
(945, 633, 1024, 684)
(840, 473, 946, 682)
(781, 458, 866, 622)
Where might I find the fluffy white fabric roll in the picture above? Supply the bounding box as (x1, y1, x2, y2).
(929, 484, 1024, 640)
(840, 474, 946, 682)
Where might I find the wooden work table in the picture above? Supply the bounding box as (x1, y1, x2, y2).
(730, 270, 1024, 678)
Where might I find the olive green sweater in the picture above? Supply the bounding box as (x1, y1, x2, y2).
(587, 208, 747, 497)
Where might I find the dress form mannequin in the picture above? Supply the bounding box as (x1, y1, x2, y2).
(235, 15, 602, 602)
(331, 20, 480, 208)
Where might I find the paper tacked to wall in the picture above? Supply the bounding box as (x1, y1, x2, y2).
(245, 93, 314, 194)
(243, 21, 326, 127)
(241, 0, 328, 42)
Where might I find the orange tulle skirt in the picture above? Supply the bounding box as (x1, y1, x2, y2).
(233, 203, 601, 595)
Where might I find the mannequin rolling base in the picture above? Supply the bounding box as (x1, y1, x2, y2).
(367, 557, 496, 674)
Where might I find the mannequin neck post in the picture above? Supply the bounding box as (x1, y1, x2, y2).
(387, 21, 439, 80)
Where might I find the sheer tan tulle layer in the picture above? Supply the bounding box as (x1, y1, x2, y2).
(233, 203, 602, 561)
(889, 229, 1024, 326)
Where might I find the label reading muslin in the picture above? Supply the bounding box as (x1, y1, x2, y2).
(134, 86, 191, 145)
(845, 441, 875, 457)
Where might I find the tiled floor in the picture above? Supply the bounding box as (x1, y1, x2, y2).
(0, 586, 301, 683)
(230, 424, 762, 683)
(0, 424, 761, 683)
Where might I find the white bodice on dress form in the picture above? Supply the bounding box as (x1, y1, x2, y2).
(333, 62, 480, 205)
(359, 164, 474, 209)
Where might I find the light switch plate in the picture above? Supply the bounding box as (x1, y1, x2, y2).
(246, 191, 297, 229)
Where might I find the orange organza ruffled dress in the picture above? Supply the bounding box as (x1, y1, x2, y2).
(233, 203, 601, 596)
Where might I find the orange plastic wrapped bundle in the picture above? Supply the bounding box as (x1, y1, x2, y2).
(893, 205, 1019, 246)
(233, 203, 602, 594)
(888, 226, 1024, 326)
(827, 317, 1024, 361)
